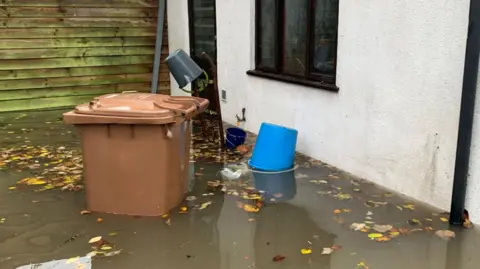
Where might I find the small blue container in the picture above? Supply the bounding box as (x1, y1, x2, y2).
(252, 169, 297, 203)
(249, 123, 298, 171)
(225, 127, 247, 149)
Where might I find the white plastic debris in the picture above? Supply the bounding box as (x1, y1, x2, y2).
(16, 256, 92, 269)
(219, 168, 242, 180)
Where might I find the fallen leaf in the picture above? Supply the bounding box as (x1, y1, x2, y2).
(243, 204, 260, 213)
(88, 236, 102, 244)
(108, 232, 118, 236)
(333, 209, 342, 214)
(464, 219, 474, 228)
(342, 209, 351, 213)
(97, 218, 103, 223)
(350, 223, 366, 231)
(396, 205, 403, 211)
(435, 230, 455, 241)
(357, 261, 369, 269)
(8, 186, 16, 190)
(403, 204, 415, 210)
(373, 224, 393, 233)
(335, 193, 352, 200)
(17, 177, 47, 186)
(310, 179, 328, 184)
(161, 214, 169, 218)
(199, 201, 212, 210)
(331, 245, 342, 250)
(100, 245, 112, 251)
(179, 206, 188, 213)
(388, 231, 400, 238)
(80, 210, 91, 215)
(322, 247, 333, 255)
(165, 218, 171, 226)
(440, 217, 449, 223)
(272, 255, 286, 262)
(408, 218, 422, 225)
(375, 236, 391, 242)
(368, 233, 383, 239)
(301, 248, 312, 255)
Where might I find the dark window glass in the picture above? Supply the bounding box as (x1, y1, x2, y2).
(255, 0, 339, 85)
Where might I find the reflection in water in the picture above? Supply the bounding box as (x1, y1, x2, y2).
(1, 110, 480, 269)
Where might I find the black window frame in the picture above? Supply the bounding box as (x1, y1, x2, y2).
(249, 0, 339, 91)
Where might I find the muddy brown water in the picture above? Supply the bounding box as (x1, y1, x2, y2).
(0, 110, 479, 269)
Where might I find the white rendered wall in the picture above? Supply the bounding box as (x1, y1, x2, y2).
(167, 0, 191, 96)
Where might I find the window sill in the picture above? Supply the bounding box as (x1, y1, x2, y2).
(246, 70, 339, 92)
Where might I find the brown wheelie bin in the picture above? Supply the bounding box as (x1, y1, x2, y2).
(63, 92, 209, 216)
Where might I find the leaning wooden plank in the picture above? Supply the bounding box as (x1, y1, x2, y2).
(0, 7, 157, 18)
(0, 83, 151, 101)
(0, 64, 158, 80)
(0, 47, 155, 60)
(0, 73, 152, 91)
(0, 17, 156, 28)
(0, 55, 154, 70)
(0, 28, 158, 39)
(0, 0, 158, 8)
(0, 37, 156, 49)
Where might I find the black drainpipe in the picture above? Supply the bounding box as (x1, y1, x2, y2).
(449, 0, 480, 225)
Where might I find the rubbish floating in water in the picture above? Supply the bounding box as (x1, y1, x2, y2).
(435, 230, 456, 241)
(219, 168, 242, 180)
(15, 256, 92, 269)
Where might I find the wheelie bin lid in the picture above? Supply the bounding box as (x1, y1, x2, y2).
(63, 92, 209, 125)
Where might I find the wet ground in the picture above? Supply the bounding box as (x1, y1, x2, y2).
(0, 110, 479, 269)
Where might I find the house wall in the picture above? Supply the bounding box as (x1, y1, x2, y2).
(167, 0, 191, 97)
(216, 0, 470, 212)
(466, 67, 480, 223)
(0, 0, 170, 112)
(168, 0, 472, 215)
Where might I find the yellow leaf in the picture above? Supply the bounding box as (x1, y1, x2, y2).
(109, 232, 118, 236)
(301, 248, 312, 255)
(396, 205, 403, 211)
(8, 186, 16, 190)
(243, 204, 260, 213)
(389, 231, 400, 238)
(199, 201, 212, 210)
(368, 233, 383, 239)
(375, 236, 391, 242)
(333, 209, 342, 214)
(88, 236, 102, 244)
(100, 245, 113, 250)
(440, 217, 448, 223)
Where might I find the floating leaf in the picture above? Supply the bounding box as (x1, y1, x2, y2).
(403, 204, 415, 210)
(243, 204, 260, 213)
(17, 177, 47, 186)
(435, 230, 455, 241)
(388, 231, 400, 238)
(88, 236, 102, 244)
(368, 233, 383, 239)
(310, 179, 328, 184)
(199, 201, 212, 210)
(108, 232, 118, 236)
(301, 248, 312, 255)
(373, 224, 393, 233)
(396, 205, 403, 211)
(100, 245, 112, 251)
(272, 255, 286, 262)
(375, 236, 391, 242)
(8, 186, 16, 190)
(333, 209, 342, 214)
(440, 217, 449, 223)
(179, 206, 188, 213)
(97, 218, 104, 223)
(335, 193, 352, 200)
(357, 261, 369, 269)
(321, 247, 333, 255)
(350, 223, 366, 231)
(408, 218, 422, 225)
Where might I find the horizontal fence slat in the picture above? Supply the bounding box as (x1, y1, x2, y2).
(0, 46, 155, 59)
(0, 17, 157, 28)
(0, 37, 157, 49)
(0, 0, 158, 8)
(0, 7, 158, 18)
(0, 27, 161, 39)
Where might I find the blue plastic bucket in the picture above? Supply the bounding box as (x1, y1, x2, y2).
(252, 169, 297, 203)
(249, 123, 298, 171)
(225, 127, 247, 149)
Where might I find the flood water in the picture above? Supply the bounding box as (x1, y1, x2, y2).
(0, 110, 479, 269)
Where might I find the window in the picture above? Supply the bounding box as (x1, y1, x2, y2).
(250, 0, 339, 90)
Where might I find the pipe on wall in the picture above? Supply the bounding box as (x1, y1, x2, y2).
(151, 0, 167, 94)
(449, 0, 480, 225)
